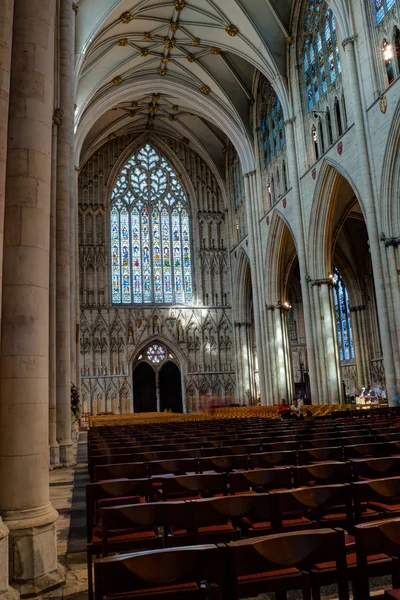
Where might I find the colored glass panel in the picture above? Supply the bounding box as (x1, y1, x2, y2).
(303, 0, 341, 110)
(161, 208, 172, 303)
(172, 209, 183, 303)
(260, 78, 285, 166)
(131, 207, 142, 303)
(333, 267, 355, 362)
(110, 144, 193, 305)
(181, 209, 192, 303)
(111, 205, 121, 304)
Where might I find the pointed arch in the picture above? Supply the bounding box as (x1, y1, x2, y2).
(109, 142, 194, 305)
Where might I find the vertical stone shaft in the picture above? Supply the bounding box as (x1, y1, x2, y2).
(0, 0, 63, 593)
(56, 0, 74, 463)
(0, 3, 15, 595)
(49, 110, 62, 465)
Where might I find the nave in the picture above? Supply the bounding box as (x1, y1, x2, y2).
(48, 411, 400, 600)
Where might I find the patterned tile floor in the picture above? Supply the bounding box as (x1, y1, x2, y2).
(42, 434, 391, 600)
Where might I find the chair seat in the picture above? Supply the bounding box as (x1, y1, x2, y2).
(92, 527, 158, 544)
(315, 552, 390, 570)
(238, 567, 301, 581)
(241, 517, 272, 530)
(107, 582, 200, 596)
(369, 501, 400, 512)
(198, 523, 234, 533)
(345, 533, 355, 551)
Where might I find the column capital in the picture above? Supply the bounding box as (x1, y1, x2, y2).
(52, 108, 63, 127)
(350, 305, 367, 313)
(342, 35, 357, 49)
(266, 304, 277, 311)
(244, 170, 256, 178)
(385, 237, 400, 248)
(72, 3, 79, 14)
(284, 117, 296, 126)
(308, 277, 335, 287)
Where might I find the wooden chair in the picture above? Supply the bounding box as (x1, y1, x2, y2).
(353, 518, 400, 598)
(89, 453, 137, 481)
(351, 456, 400, 481)
(161, 473, 228, 501)
(198, 454, 248, 473)
(353, 477, 400, 523)
(272, 484, 353, 533)
(148, 457, 199, 477)
(249, 450, 297, 468)
(191, 493, 272, 543)
(86, 479, 155, 600)
(94, 545, 229, 600)
(297, 447, 343, 464)
(294, 462, 352, 487)
(228, 528, 349, 600)
(229, 467, 291, 495)
(101, 501, 192, 555)
(344, 442, 392, 460)
(93, 462, 148, 482)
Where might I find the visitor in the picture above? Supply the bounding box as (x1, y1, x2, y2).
(277, 398, 291, 419)
(291, 398, 303, 419)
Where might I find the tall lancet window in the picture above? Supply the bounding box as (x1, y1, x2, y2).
(375, 0, 396, 25)
(110, 144, 193, 305)
(303, 0, 341, 111)
(333, 267, 355, 361)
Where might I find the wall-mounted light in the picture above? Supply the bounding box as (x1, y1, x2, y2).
(383, 42, 394, 62)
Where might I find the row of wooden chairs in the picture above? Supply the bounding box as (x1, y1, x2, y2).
(94, 520, 400, 600)
(90, 442, 400, 481)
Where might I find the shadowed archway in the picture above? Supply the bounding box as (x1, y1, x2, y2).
(159, 361, 183, 413)
(132, 362, 157, 413)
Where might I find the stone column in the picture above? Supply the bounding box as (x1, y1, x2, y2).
(311, 281, 343, 404)
(49, 109, 62, 466)
(0, 0, 64, 594)
(342, 37, 397, 404)
(0, 2, 16, 597)
(244, 173, 268, 404)
(56, 0, 75, 464)
(284, 119, 318, 403)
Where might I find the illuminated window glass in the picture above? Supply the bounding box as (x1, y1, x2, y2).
(303, 0, 341, 111)
(110, 144, 193, 304)
(333, 267, 355, 361)
(376, 0, 396, 24)
(260, 78, 286, 166)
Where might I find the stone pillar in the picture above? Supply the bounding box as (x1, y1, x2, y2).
(244, 173, 268, 404)
(0, 0, 64, 594)
(56, 0, 75, 464)
(49, 109, 62, 466)
(0, 2, 16, 597)
(310, 281, 343, 404)
(342, 37, 397, 404)
(155, 371, 160, 412)
(284, 119, 318, 403)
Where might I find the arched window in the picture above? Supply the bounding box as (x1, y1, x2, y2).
(260, 78, 285, 166)
(303, 0, 341, 111)
(232, 153, 245, 209)
(382, 38, 395, 83)
(110, 144, 193, 305)
(333, 267, 355, 361)
(375, 0, 396, 25)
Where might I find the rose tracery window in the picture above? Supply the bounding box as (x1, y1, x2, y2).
(111, 144, 193, 305)
(146, 344, 167, 364)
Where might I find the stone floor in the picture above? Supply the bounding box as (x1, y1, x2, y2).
(42, 434, 392, 600)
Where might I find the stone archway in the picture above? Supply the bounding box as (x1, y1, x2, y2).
(132, 362, 157, 413)
(159, 362, 183, 413)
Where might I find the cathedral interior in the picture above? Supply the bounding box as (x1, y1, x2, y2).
(1, 0, 400, 598)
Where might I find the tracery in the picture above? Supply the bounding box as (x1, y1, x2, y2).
(110, 144, 193, 305)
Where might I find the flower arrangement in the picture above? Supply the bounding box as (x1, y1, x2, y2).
(71, 383, 81, 423)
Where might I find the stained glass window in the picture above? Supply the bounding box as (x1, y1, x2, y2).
(375, 0, 396, 24)
(333, 267, 355, 362)
(260, 78, 285, 166)
(110, 144, 193, 304)
(146, 344, 167, 364)
(303, 0, 341, 111)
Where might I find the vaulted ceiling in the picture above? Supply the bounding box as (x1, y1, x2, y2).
(74, 0, 296, 171)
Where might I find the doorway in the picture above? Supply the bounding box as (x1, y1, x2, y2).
(159, 361, 183, 413)
(132, 362, 157, 413)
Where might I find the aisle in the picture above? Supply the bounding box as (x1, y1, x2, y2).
(45, 433, 89, 600)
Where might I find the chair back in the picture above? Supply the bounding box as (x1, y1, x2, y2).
(93, 462, 148, 482)
(162, 473, 227, 500)
(294, 462, 352, 487)
(229, 467, 291, 494)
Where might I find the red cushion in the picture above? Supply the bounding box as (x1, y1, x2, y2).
(198, 523, 234, 533)
(315, 553, 390, 570)
(384, 590, 400, 599)
(369, 502, 400, 512)
(241, 518, 272, 530)
(92, 527, 158, 544)
(238, 568, 300, 581)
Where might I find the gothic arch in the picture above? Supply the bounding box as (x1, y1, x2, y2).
(307, 159, 365, 279)
(264, 211, 299, 305)
(235, 249, 252, 323)
(380, 99, 400, 236)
